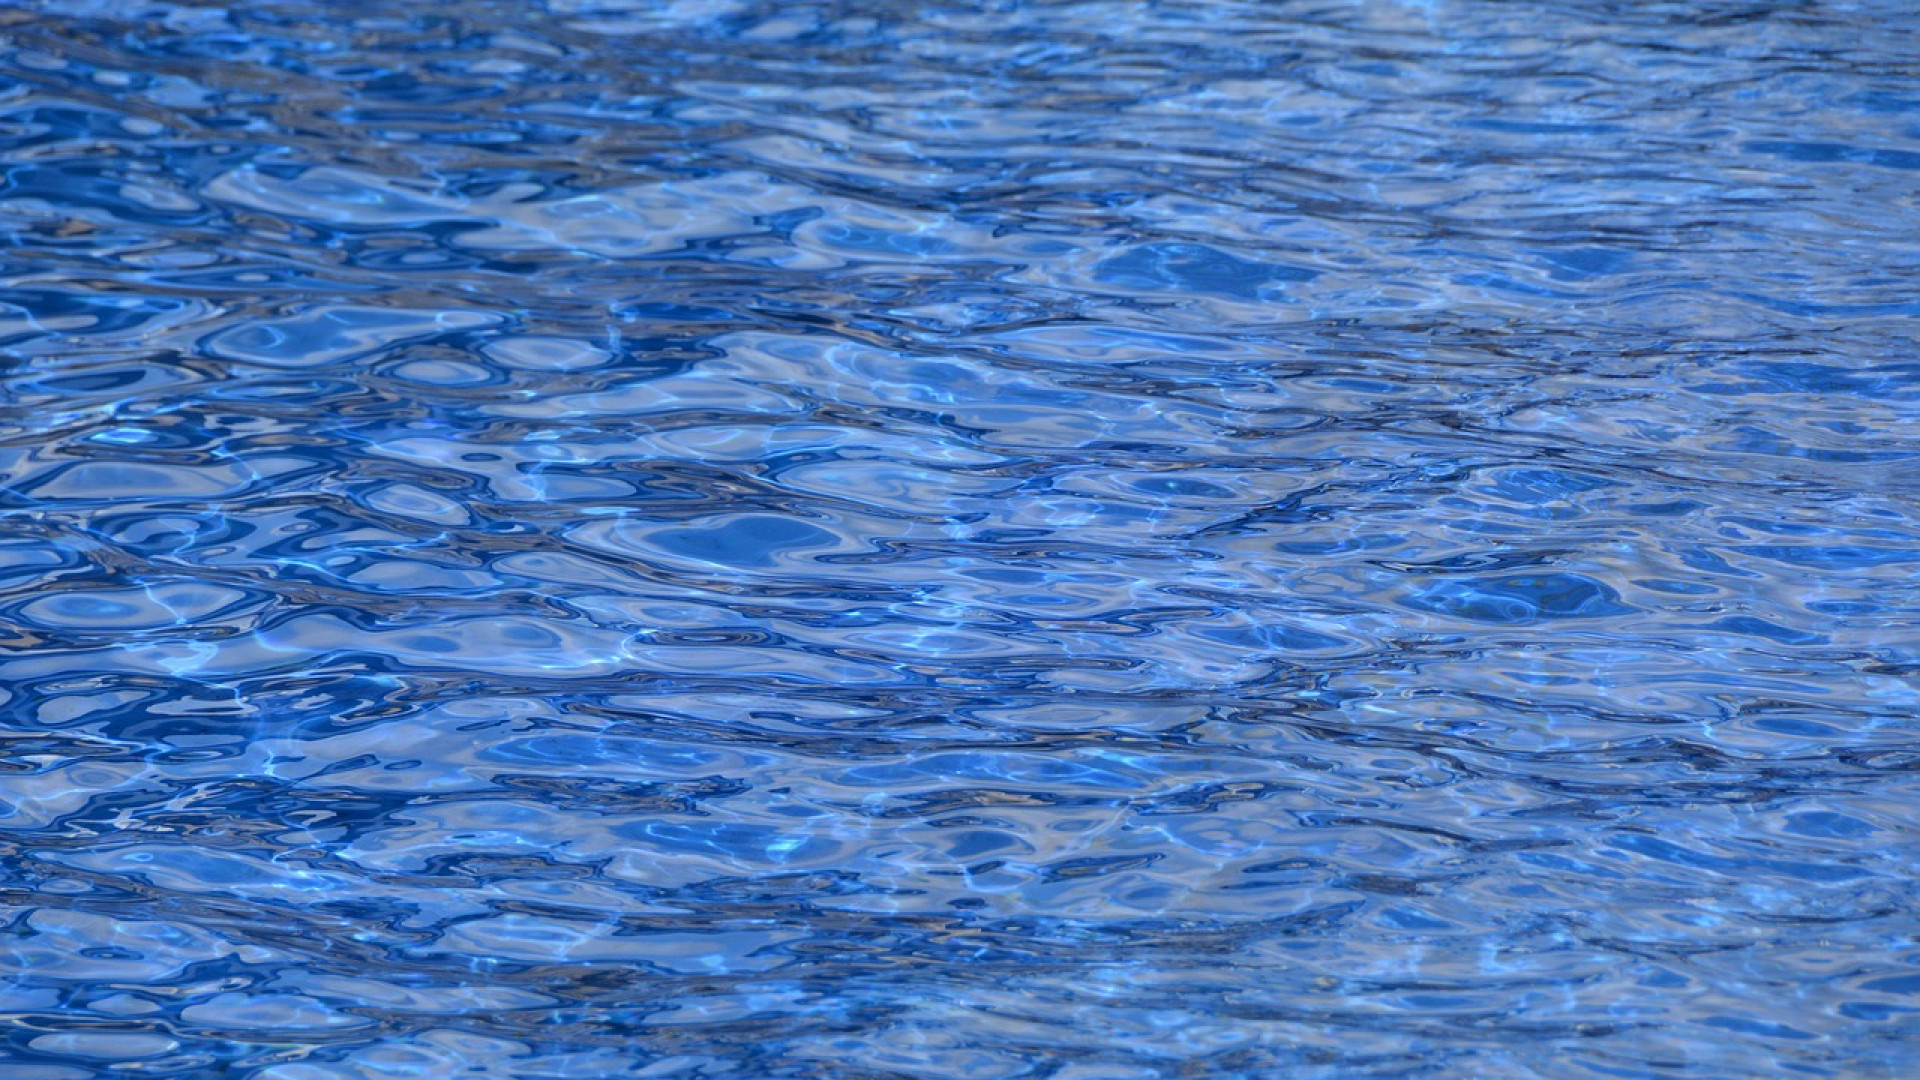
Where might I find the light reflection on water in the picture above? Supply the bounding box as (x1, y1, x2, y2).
(2, 1, 1919, 1077)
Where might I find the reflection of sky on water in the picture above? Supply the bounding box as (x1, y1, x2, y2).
(2, 0, 1919, 1077)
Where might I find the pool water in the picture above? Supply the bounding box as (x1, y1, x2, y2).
(2, 1, 1919, 1077)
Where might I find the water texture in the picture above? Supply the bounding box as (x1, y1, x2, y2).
(2, 1, 1918, 1077)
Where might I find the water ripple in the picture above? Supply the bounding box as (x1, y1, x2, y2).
(3, 1, 1919, 1078)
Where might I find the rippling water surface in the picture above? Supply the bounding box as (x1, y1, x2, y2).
(3, 1, 1920, 1076)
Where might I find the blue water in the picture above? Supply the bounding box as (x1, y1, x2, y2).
(2, 1, 1918, 1077)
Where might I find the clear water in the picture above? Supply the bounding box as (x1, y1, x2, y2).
(2, 1, 1918, 1077)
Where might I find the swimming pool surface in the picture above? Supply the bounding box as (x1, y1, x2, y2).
(2, 1, 1918, 1077)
